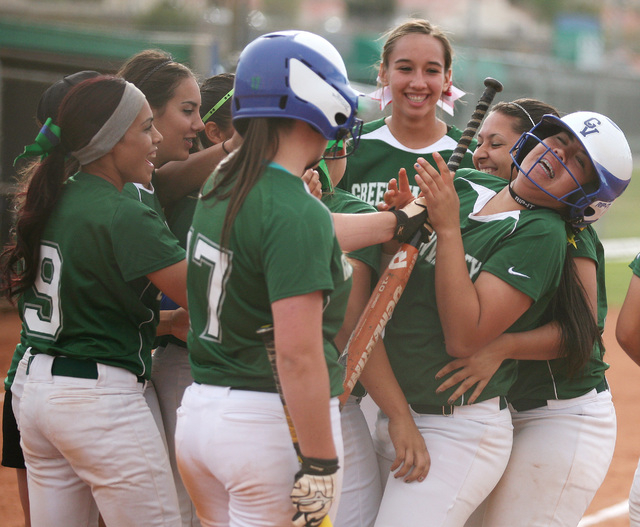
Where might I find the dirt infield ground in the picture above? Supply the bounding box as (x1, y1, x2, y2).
(1, 306, 639, 527)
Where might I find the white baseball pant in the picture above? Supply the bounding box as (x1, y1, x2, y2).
(20, 353, 181, 527)
(373, 397, 513, 527)
(334, 396, 382, 527)
(466, 389, 616, 527)
(175, 383, 344, 527)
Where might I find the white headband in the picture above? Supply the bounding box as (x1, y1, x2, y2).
(510, 102, 536, 129)
(71, 81, 147, 165)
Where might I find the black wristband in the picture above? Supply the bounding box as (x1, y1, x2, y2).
(222, 139, 230, 155)
(298, 455, 339, 476)
(390, 209, 409, 241)
(391, 201, 431, 243)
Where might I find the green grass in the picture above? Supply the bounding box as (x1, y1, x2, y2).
(594, 167, 640, 308)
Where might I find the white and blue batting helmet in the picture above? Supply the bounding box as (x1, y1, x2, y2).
(511, 111, 632, 226)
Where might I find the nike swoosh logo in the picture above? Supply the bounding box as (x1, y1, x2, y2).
(508, 267, 530, 278)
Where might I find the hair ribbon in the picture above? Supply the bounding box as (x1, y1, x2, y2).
(14, 118, 61, 165)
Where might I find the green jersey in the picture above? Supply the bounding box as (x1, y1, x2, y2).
(165, 191, 198, 250)
(20, 172, 185, 378)
(339, 119, 476, 206)
(122, 181, 166, 222)
(187, 164, 352, 396)
(384, 169, 567, 406)
(509, 226, 609, 402)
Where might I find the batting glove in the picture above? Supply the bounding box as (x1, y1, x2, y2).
(391, 197, 433, 243)
(291, 455, 339, 527)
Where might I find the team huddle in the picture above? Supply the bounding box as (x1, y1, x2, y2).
(2, 16, 640, 527)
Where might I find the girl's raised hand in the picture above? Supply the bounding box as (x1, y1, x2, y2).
(412, 152, 459, 233)
(379, 167, 414, 211)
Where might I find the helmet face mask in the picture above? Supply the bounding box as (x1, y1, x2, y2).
(232, 30, 362, 151)
(509, 111, 632, 227)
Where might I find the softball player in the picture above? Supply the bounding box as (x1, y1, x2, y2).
(437, 103, 625, 526)
(616, 253, 640, 526)
(338, 18, 475, 207)
(1, 76, 188, 527)
(3, 69, 102, 527)
(118, 50, 205, 210)
(174, 30, 429, 527)
(373, 111, 626, 527)
(118, 50, 241, 207)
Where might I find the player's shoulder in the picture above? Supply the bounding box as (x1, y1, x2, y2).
(574, 224, 599, 243)
(112, 186, 167, 231)
(257, 163, 310, 199)
(570, 225, 603, 263)
(447, 125, 465, 141)
(58, 172, 121, 215)
(455, 168, 506, 192)
(361, 117, 386, 135)
(121, 182, 141, 200)
(517, 208, 567, 246)
(260, 164, 331, 221)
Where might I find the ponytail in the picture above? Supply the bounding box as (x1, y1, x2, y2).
(202, 117, 292, 248)
(548, 246, 602, 377)
(1, 149, 68, 298)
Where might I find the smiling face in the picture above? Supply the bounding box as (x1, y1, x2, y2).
(110, 101, 162, 188)
(514, 130, 596, 211)
(379, 33, 451, 123)
(152, 76, 203, 166)
(473, 111, 523, 180)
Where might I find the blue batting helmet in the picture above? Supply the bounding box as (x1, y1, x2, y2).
(232, 30, 361, 142)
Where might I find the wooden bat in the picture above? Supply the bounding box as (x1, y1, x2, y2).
(257, 325, 333, 527)
(338, 77, 504, 406)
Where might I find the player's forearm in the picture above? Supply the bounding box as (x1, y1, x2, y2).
(155, 308, 189, 341)
(279, 348, 336, 460)
(332, 212, 396, 252)
(488, 324, 565, 362)
(360, 341, 412, 421)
